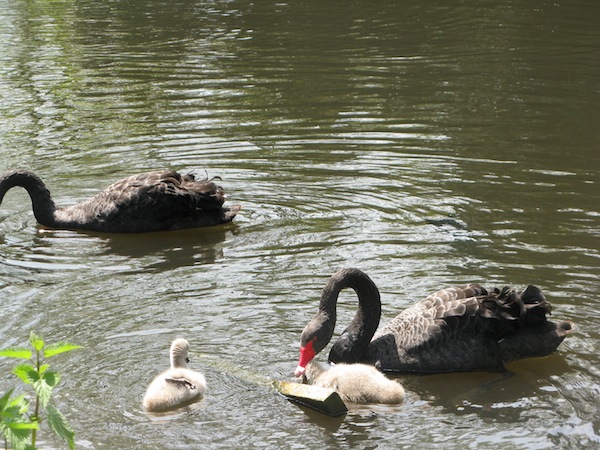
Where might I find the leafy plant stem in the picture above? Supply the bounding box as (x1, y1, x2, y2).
(31, 346, 41, 449)
(1, 332, 80, 450)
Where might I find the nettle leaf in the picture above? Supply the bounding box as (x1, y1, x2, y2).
(38, 363, 49, 375)
(44, 342, 82, 358)
(0, 393, 35, 450)
(43, 370, 61, 388)
(33, 379, 54, 409)
(13, 364, 39, 385)
(6, 426, 33, 450)
(8, 394, 30, 416)
(0, 347, 32, 360)
(0, 388, 14, 411)
(47, 404, 75, 450)
(2, 405, 23, 421)
(1, 394, 30, 420)
(1, 397, 25, 427)
(29, 332, 44, 352)
(7, 422, 38, 431)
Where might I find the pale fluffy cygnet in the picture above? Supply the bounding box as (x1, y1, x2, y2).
(304, 361, 404, 404)
(143, 338, 206, 412)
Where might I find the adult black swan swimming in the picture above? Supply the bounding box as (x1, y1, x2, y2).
(0, 169, 240, 233)
(295, 268, 573, 376)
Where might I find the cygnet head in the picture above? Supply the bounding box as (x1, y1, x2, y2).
(302, 360, 328, 384)
(170, 338, 191, 369)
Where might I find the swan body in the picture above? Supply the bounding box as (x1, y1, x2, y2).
(295, 268, 573, 376)
(143, 338, 206, 412)
(0, 169, 240, 233)
(304, 361, 404, 404)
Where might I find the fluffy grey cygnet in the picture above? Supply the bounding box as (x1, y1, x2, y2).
(304, 361, 405, 404)
(143, 338, 206, 412)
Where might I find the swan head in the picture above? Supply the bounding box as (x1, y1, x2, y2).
(295, 314, 334, 377)
(170, 338, 191, 369)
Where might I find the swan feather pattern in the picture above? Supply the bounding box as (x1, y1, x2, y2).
(0, 169, 239, 233)
(296, 268, 573, 375)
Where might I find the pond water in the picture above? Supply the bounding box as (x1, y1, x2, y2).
(1, 0, 599, 448)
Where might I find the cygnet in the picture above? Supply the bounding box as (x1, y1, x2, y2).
(143, 338, 206, 412)
(304, 361, 404, 404)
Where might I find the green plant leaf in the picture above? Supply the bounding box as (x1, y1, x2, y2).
(29, 332, 44, 353)
(1, 395, 29, 420)
(44, 342, 82, 358)
(13, 364, 39, 385)
(38, 363, 49, 375)
(7, 422, 38, 431)
(0, 388, 14, 411)
(46, 405, 75, 450)
(42, 370, 60, 388)
(5, 427, 33, 450)
(8, 394, 30, 416)
(33, 379, 53, 409)
(0, 396, 27, 434)
(2, 332, 79, 450)
(0, 392, 35, 450)
(0, 347, 32, 360)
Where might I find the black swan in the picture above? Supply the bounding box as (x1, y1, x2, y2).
(143, 338, 207, 412)
(0, 169, 240, 233)
(303, 361, 405, 404)
(295, 268, 573, 376)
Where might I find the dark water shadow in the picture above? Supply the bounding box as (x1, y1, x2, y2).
(292, 401, 346, 431)
(95, 224, 239, 270)
(394, 353, 572, 416)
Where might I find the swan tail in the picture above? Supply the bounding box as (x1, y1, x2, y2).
(479, 285, 552, 331)
(499, 319, 574, 362)
(480, 285, 574, 362)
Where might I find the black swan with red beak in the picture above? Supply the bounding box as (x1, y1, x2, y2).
(0, 169, 240, 233)
(295, 268, 573, 376)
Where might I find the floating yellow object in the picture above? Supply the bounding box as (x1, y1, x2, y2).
(275, 381, 348, 417)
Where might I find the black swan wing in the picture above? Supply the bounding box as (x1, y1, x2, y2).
(367, 284, 564, 372)
(62, 170, 229, 232)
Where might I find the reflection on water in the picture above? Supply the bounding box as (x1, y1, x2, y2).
(100, 225, 238, 270)
(401, 354, 574, 414)
(1, 0, 599, 448)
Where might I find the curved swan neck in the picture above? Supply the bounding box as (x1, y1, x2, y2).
(322, 268, 382, 363)
(0, 170, 57, 226)
(322, 268, 381, 323)
(296, 268, 383, 375)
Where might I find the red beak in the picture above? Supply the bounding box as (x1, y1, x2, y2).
(294, 338, 316, 377)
